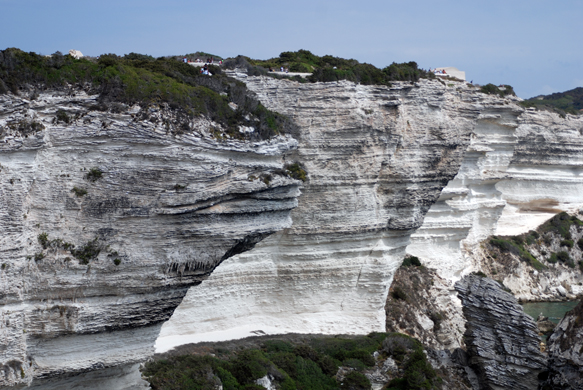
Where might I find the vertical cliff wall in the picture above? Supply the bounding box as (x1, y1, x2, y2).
(158, 77, 487, 350)
(0, 91, 300, 387)
(407, 105, 583, 284)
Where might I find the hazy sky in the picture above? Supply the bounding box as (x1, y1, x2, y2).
(1, 0, 581, 98)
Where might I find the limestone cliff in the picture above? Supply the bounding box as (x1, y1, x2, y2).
(2, 66, 583, 389)
(407, 107, 583, 285)
(158, 76, 500, 350)
(0, 91, 300, 387)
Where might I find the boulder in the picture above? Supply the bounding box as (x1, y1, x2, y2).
(455, 275, 546, 390)
(542, 300, 583, 389)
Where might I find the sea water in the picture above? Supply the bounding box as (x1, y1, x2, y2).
(522, 300, 579, 324)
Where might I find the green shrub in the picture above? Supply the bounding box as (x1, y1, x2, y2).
(265, 340, 294, 353)
(38, 232, 49, 249)
(489, 237, 546, 270)
(557, 251, 571, 263)
(549, 253, 558, 263)
(216, 367, 240, 390)
(391, 286, 408, 301)
(561, 239, 574, 248)
(71, 187, 87, 197)
(341, 371, 371, 390)
(285, 163, 307, 182)
(85, 167, 103, 182)
(402, 256, 422, 267)
(113, 258, 121, 266)
(541, 212, 577, 239)
(231, 349, 270, 384)
(72, 238, 101, 265)
(55, 109, 71, 124)
(241, 50, 433, 86)
(383, 335, 441, 390)
(480, 83, 516, 97)
(578, 238, 583, 250)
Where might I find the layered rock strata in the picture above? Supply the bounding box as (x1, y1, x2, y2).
(455, 275, 546, 390)
(0, 91, 300, 387)
(543, 300, 583, 389)
(407, 109, 583, 283)
(158, 76, 487, 350)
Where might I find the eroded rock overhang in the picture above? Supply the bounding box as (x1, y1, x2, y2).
(0, 91, 301, 386)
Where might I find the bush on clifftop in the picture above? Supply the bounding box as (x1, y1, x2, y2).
(228, 50, 435, 86)
(0, 48, 292, 140)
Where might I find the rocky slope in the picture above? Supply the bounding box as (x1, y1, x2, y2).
(543, 299, 583, 389)
(157, 75, 490, 350)
(476, 212, 583, 302)
(455, 275, 546, 390)
(0, 91, 300, 387)
(384, 260, 466, 351)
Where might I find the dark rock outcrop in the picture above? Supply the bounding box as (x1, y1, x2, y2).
(542, 300, 583, 390)
(455, 275, 546, 390)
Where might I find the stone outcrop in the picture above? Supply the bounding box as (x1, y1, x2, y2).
(0, 91, 300, 387)
(385, 263, 466, 351)
(157, 76, 487, 350)
(543, 300, 583, 389)
(455, 275, 546, 390)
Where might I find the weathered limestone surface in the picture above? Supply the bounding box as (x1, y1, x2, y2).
(455, 275, 546, 390)
(407, 106, 583, 296)
(158, 76, 487, 350)
(0, 91, 300, 387)
(543, 300, 583, 389)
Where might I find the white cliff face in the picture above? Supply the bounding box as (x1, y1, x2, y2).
(408, 105, 583, 284)
(158, 77, 485, 351)
(407, 101, 523, 281)
(0, 91, 300, 387)
(496, 110, 583, 235)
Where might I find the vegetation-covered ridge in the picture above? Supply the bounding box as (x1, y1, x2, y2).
(521, 87, 583, 115)
(224, 49, 436, 85)
(0, 48, 293, 140)
(485, 212, 583, 272)
(143, 333, 441, 390)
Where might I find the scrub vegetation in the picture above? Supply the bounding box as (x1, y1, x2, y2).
(521, 87, 583, 115)
(142, 333, 441, 390)
(486, 212, 583, 270)
(479, 83, 516, 97)
(0, 48, 292, 140)
(225, 50, 435, 85)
